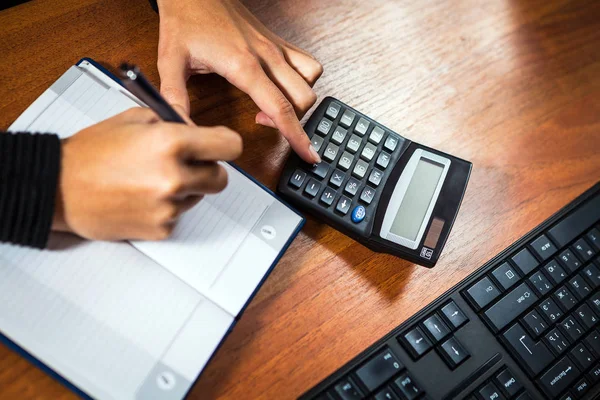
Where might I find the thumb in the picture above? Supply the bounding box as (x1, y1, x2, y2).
(157, 52, 191, 116)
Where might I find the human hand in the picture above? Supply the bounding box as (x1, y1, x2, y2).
(51, 108, 242, 241)
(156, 0, 323, 164)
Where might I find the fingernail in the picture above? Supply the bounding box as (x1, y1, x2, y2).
(309, 144, 321, 164)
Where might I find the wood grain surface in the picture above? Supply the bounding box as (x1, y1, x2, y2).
(0, 0, 599, 399)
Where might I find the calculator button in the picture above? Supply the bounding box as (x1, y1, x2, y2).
(368, 169, 384, 187)
(353, 160, 369, 179)
(316, 118, 333, 136)
(320, 187, 336, 206)
(310, 162, 329, 179)
(360, 187, 376, 204)
(323, 143, 339, 162)
(351, 205, 366, 223)
(304, 179, 320, 198)
(338, 151, 354, 171)
(331, 126, 348, 145)
(289, 170, 306, 189)
(344, 178, 361, 197)
(361, 143, 377, 161)
(376, 152, 391, 169)
(384, 135, 401, 152)
(336, 196, 352, 215)
(369, 126, 385, 144)
(354, 117, 370, 136)
(340, 109, 356, 128)
(325, 102, 341, 119)
(329, 169, 345, 188)
(346, 134, 362, 154)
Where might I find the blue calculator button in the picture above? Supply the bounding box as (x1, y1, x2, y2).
(351, 205, 366, 223)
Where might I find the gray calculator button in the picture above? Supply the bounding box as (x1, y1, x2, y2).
(346, 134, 362, 154)
(289, 170, 306, 189)
(316, 118, 333, 136)
(329, 169, 345, 188)
(361, 143, 377, 162)
(353, 160, 369, 179)
(376, 152, 391, 169)
(384, 135, 401, 152)
(369, 126, 385, 144)
(368, 169, 384, 187)
(304, 178, 321, 198)
(331, 126, 348, 145)
(336, 196, 352, 215)
(311, 135, 324, 152)
(360, 187, 376, 204)
(310, 162, 329, 179)
(323, 142, 339, 162)
(338, 151, 354, 171)
(344, 178, 361, 196)
(320, 187, 336, 206)
(340, 109, 356, 128)
(325, 102, 341, 119)
(354, 117, 370, 136)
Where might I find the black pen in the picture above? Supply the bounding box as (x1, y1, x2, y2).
(119, 63, 186, 124)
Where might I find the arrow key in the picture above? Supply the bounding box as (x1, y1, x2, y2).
(335, 195, 352, 215)
(422, 314, 451, 342)
(439, 336, 469, 369)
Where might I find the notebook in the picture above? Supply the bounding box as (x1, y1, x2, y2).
(2, 58, 305, 400)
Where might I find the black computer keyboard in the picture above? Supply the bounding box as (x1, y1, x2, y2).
(300, 182, 600, 400)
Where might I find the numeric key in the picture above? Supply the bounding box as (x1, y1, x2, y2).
(339, 109, 356, 128)
(323, 143, 339, 162)
(331, 126, 348, 145)
(354, 117, 370, 136)
(544, 259, 567, 285)
(316, 118, 333, 136)
(558, 249, 581, 273)
(325, 102, 341, 119)
(369, 126, 385, 144)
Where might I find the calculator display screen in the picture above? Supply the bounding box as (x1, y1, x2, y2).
(389, 158, 445, 241)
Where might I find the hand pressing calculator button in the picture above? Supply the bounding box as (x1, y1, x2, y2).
(278, 97, 472, 267)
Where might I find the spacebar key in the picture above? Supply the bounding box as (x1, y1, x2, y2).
(484, 283, 538, 332)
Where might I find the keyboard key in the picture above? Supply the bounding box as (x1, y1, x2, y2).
(554, 286, 578, 312)
(354, 117, 370, 136)
(355, 348, 403, 392)
(289, 170, 306, 189)
(441, 301, 468, 330)
(333, 377, 363, 400)
(323, 142, 339, 162)
(336, 196, 352, 215)
(422, 314, 450, 342)
(547, 195, 600, 247)
(477, 382, 505, 400)
(539, 298, 563, 323)
(584, 330, 600, 356)
(586, 228, 600, 251)
(503, 323, 554, 376)
(560, 316, 585, 342)
(320, 187, 336, 206)
(384, 135, 401, 152)
(558, 249, 582, 273)
(360, 187, 376, 205)
(329, 169, 345, 188)
(344, 178, 360, 197)
(574, 304, 598, 330)
(439, 336, 469, 369)
(589, 292, 600, 313)
(545, 328, 570, 355)
(573, 237, 595, 262)
(304, 179, 321, 198)
(311, 135, 324, 152)
(317, 118, 333, 136)
(511, 248, 539, 275)
(590, 364, 600, 383)
(522, 310, 548, 338)
(568, 274, 592, 300)
(572, 378, 590, 397)
(374, 387, 399, 400)
(582, 263, 600, 288)
(466, 277, 501, 311)
(360, 143, 377, 161)
(339, 109, 356, 128)
(352, 160, 369, 179)
(325, 102, 341, 119)
(537, 357, 580, 398)
(393, 373, 422, 400)
(558, 393, 574, 400)
(484, 282, 538, 331)
(495, 368, 522, 397)
(515, 393, 533, 400)
(492, 262, 520, 290)
(569, 343, 594, 370)
(531, 234, 557, 261)
(331, 126, 348, 145)
(529, 271, 554, 296)
(369, 126, 385, 145)
(346, 134, 362, 153)
(310, 162, 329, 179)
(337, 151, 354, 171)
(368, 169, 384, 187)
(376, 152, 391, 169)
(401, 327, 432, 359)
(544, 259, 568, 285)
(351, 205, 366, 224)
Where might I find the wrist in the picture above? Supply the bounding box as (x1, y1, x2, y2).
(51, 139, 72, 233)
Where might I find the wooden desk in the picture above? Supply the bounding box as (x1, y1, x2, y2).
(0, 0, 599, 398)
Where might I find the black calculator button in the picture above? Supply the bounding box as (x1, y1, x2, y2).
(323, 143, 339, 162)
(354, 117, 370, 136)
(360, 187, 376, 204)
(331, 126, 348, 145)
(361, 143, 377, 162)
(304, 179, 320, 198)
(325, 101, 341, 119)
(369, 126, 385, 144)
(311, 135, 324, 152)
(338, 151, 354, 171)
(344, 178, 360, 196)
(316, 118, 333, 136)
(346, 134, 362, 153)
(340, 109, 356, 128)
(351, 205, 366, 223)
(329, 169, 345, 188)
(310, 162, 329, 179)
(384, 135, 401, 152)
(320, 187, 336, 206)
(336, 196, 352, 215)
(352, 160, 369, 179)
(376, 152, 391, 169)
(289, 170, 306, 189)
(368, 169, 384, 187)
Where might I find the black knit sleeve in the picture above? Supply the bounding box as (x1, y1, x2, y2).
(0, 132, 61, 249)
(148, 0, 158, 13)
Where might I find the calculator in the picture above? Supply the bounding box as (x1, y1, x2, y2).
(277, 97, 472, 267)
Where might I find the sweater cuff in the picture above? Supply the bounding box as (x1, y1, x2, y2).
(149, 0, 158, 13)
(0, 133, 61, 249)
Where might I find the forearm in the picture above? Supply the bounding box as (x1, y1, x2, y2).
(0, 132, 61, 249)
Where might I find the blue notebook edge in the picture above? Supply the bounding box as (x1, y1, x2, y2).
(0, 57, 306, 400)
